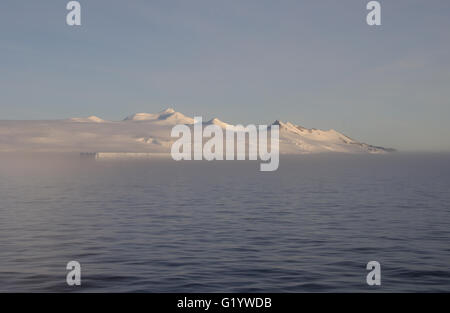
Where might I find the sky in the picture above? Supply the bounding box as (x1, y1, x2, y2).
(0, 0, 449, 151)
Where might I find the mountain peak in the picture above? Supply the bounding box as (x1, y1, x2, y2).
(272, 120, 282, 126)
(272, 120, 298, 130)
(159, 108, 175, 114)
(206, 118, 233, 128)
(123, 112, 158, 121)
(123, 108, 194, 124)
(69, 115, 106, 123)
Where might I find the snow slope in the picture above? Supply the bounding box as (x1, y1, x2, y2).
(0, 108, 393, 154)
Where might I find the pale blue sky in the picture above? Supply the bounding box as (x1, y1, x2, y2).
(1, 0, 449, 151)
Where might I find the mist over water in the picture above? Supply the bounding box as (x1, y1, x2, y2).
(0, 154, 449, 292)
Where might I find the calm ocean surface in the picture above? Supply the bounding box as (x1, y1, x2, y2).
(0, 154, 449, 292)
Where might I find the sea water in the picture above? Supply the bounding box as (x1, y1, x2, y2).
(0, 153, 449, 292)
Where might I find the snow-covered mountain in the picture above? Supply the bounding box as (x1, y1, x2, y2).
(0, 108, 393, 154)
(273, 120, 392, 154)
(204, 118, 234, 129)
(68, 116, 107, 123)
(123, 108, 194, 125)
